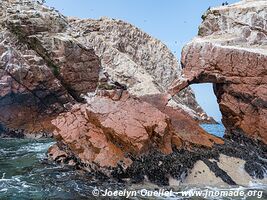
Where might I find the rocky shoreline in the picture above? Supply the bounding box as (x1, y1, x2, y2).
(48, 129, 267, 187)
(0, 0, 266, 189)
(0, 123, 53, 139)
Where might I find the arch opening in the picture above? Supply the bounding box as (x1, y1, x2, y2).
(190, 83, 225, 138)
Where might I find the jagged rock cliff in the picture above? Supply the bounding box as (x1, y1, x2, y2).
(67, 17, 214, 123)
(0, 0, 101, 134)
(0, 0, 222, 165)
(0, 0, 213, 136)
(169, 0, 267, 144)
(0, 0, 266, 187)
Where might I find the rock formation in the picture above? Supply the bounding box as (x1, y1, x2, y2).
(169, 0, 267, 144)
(0, 0, 101, 134)
(0, 0, 266, 187)
(48, 91, 223, 173)
(67, 17, 215, 123)
(0, 0, 213, 137)
(0, 0, 223, 179)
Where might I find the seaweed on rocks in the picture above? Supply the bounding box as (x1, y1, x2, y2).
(111, 133, 267, 186)
(203, 159, 237, 185)
(0, 124, 25, 138)
(112, 148, 204, 186)
(49, 131, 267, 186)
(221, 130, 267, 179)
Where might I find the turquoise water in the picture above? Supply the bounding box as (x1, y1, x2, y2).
(0, 126, 266, 200)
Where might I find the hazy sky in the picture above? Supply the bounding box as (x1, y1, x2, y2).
(46, 0, 238, 121)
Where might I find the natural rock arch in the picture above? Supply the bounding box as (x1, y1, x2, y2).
(169, 46, 266, 144)
(168, 0, 267, 144)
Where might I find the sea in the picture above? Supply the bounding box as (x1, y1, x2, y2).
(0, 124, 266, 200)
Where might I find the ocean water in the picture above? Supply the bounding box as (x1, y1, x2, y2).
(201, 123, 225, 138)
(0, 126, 266, 200)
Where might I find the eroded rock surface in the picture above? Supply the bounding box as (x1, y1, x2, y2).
(68, 17, 214, 123)
(0, 0, 213, 136)
(0, 0, 100, 134)
(48, 91, 222, 173)
(169, 0, 267, 144)
(1, 0, 266, 188)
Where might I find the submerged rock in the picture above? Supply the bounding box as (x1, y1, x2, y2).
(169, 0, 267, 144)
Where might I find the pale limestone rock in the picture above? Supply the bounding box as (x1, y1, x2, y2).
(182, 160, 228, 187)
(68, 17, 213, 122)
(217, 154, 254, 186)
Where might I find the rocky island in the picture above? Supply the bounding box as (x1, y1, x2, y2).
(0, 0, 266, 193)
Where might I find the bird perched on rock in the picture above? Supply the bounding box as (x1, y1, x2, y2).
(37, 0, 46, 4)
(222, 1, 228, 6)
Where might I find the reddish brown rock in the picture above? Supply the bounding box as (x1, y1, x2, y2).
(51, 104, 133, 168)
(140, 94, 224, 148)
(48, 144, 68, 163)
(0, 0, 214, 137)
(50, 93, 171, 169)
(49, 92, 223, 170)
(0, 1, 100, 134)
(169, 0, 267, 144)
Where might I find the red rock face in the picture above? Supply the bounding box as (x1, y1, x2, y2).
(49, 92, 223, 169)
(50, 93, 172, 168)
(140, 94, 223, 148)
(0, 1, 100, 133)
(0, 0, 213, 136)
(51, 104, 133, 168)
(169, 1, 267, 144)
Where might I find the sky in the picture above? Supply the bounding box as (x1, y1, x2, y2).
(45, 0, 238, 122)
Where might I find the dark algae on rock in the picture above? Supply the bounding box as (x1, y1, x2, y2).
(112, 133, 267, 186)
(0, 0, 266, 197)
